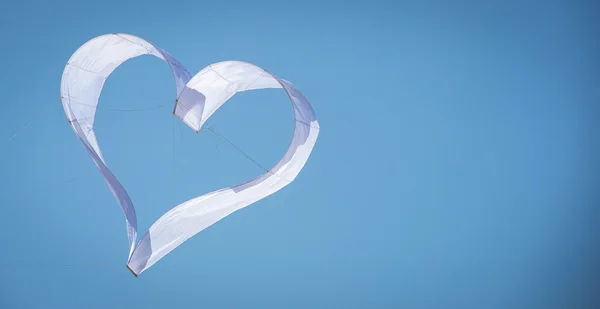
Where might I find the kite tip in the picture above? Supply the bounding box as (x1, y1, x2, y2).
(126, 264, 138, 277)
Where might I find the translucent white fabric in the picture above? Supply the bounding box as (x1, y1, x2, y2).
(60, 33, 320, 276)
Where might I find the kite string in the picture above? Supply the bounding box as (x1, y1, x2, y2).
(204, 126, 270, 173)
(105, 100, 171, 112)
(7, 122, 33, 142)
(69, 100, 171, 112)
(6, 99, 272, 181)
(6, 99, 60, 142)
(6, 99, 172, 142)
(172, 114, 177, 197)
(203, 125, 293, 183)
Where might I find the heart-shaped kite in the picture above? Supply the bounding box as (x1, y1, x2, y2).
(60, 33, 320, 277)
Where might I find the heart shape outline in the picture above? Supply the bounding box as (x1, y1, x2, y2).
(60, 33, 320, 276)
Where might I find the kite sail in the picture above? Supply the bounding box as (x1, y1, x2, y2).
(60, 33, 320, 276)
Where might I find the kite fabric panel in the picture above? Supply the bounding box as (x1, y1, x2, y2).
(60, 33, 320, 276)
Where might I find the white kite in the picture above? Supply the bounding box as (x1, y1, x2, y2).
(60, 33, 320, 276)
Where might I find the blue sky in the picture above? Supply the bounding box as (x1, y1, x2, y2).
(0, 0, 599, 308)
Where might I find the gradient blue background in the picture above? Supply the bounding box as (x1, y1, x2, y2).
(1, 1, 599, 308)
